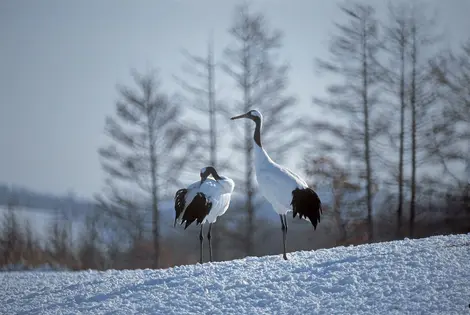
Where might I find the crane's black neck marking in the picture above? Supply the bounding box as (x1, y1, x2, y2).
(205, 166, 222, 180)
(253, 117, 262, 147)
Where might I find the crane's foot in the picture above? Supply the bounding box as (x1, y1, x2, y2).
(283, 254, 288, 260)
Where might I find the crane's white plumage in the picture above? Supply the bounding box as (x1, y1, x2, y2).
(174, 166, 234, 263)
(254, 144, 309, 214)
(231, 109, 322, 260)
(175, 176, 234, 227)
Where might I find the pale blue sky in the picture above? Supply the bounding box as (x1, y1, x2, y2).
(0, 0, 469, 199)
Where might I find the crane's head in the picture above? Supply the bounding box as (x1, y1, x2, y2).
(200, 166, 218, 185)
(230, 109, 262, 123)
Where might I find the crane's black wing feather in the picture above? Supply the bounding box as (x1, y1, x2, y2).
(182, 193, 212, 229)
(174, 188, 187, 227)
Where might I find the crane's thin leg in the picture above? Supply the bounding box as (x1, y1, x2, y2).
(207, 223, 213, 262)
(279, 214, 288, 260)
(283, 214, 288, 260)
(199, 224, 204, 264)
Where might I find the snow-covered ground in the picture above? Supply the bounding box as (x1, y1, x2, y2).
(1, 234, 469, 314)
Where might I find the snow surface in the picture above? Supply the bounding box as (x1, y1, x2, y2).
(2, 234, 469, 315)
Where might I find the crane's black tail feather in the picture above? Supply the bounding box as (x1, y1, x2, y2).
(291, 188, 322, 230)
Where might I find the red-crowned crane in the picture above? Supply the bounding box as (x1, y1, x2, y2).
(231, 109, 322, 260)
(174, 166, 235, 264)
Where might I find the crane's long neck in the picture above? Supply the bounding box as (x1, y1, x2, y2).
(253, 118, 274, 167)
(209, 168, 222, 180)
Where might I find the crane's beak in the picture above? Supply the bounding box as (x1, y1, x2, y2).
(230, 113, 249, 120)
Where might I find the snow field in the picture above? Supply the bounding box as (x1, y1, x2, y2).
(1, 234, 469, 315)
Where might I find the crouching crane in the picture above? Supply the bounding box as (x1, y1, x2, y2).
(231, 109, 322, 260)
(174, 166, 235, 264)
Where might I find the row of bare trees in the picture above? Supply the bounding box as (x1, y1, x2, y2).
(0, 198, 107, 270)
(1, 2, 468, 270)
(305, 2, 468, 242)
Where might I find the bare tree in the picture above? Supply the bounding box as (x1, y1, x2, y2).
(77, 211, 105, 270)
(95, 182, 146, 248)
(95, 69, 193, 268)
(309, 3, 383, 241)
(174, 36, 232, 260)
(221, 3, 300, 256)
(428, 39, 470, 189)
(303, 156, 358, 244)
(376, 2, 442, 237)
(381, 2, 410, 237)
(175, 35, 231, 169)
(47, 214, 74, 268)
(0, 197, 23, 266)
(22, 219, 36, 263)
(406, 4, 441, 237)
(0, 197, 45, 268)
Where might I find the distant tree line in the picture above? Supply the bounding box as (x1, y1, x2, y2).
(1, 1, 468, 271)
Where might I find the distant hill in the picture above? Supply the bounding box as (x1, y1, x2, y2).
(0, 183, 94, 218)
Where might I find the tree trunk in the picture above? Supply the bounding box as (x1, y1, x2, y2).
(149, 130, 159, 268)
(208, 37, 217, 170)
(333, 185, 347, 244)
(409, 23, 417, 238)
(397, 30, 406, 238)
(362, 18, 373, 242)
(243, 41, 254, 257)
(207, 37, 221, 260)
